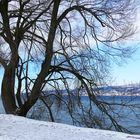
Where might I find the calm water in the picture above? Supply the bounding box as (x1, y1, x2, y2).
(97, 96, 140, 134)
(0, 96, 140, 134)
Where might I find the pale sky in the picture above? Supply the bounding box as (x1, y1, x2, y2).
(111, 8, 140, 85)
(0, 4, 140, 87)
(111, 48, 140, 85)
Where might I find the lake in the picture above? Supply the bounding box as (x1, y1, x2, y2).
(0, 96, 140, 134)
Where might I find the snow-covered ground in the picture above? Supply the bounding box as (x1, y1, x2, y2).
(0, 114, 140, 140)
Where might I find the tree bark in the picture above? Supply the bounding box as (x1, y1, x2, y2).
(1, 68, 17, 114)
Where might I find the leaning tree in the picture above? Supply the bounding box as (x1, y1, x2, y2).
(0, 0, 138, 132)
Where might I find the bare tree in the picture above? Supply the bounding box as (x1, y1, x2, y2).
(0, 0, 138, 132)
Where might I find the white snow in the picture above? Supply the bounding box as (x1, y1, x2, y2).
(0, 114, 140, 140)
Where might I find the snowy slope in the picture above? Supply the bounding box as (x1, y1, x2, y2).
(0, 114, 140, 140)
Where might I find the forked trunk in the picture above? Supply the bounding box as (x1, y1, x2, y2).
(1, 0, 60, 117)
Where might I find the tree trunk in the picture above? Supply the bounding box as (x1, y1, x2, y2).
(1, 0, 61, 117)
(1, 68, 17, 114)
(15, 0, 61, 117)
